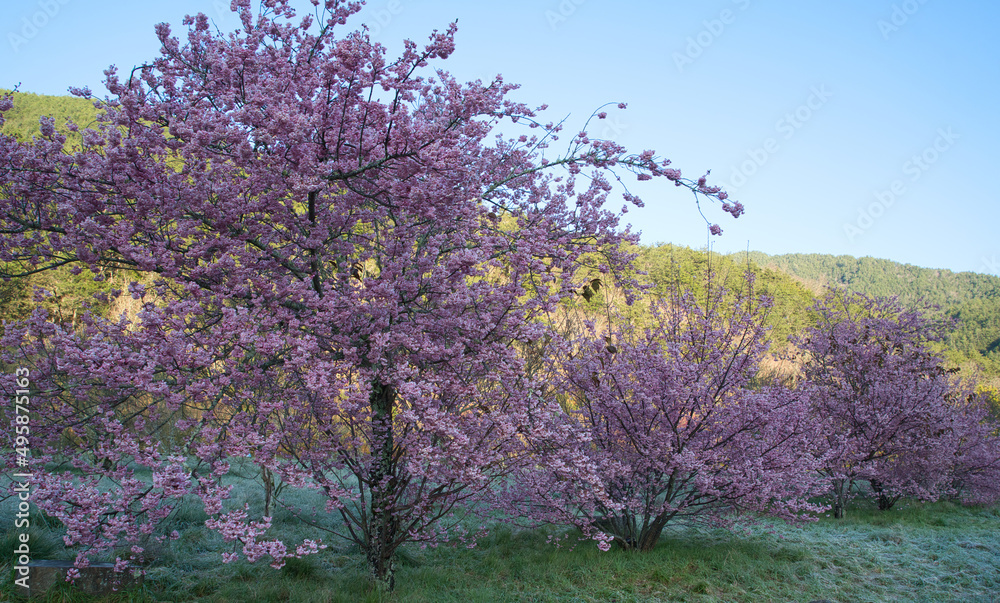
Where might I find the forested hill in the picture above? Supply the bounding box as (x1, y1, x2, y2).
(740, 252, 1000, 306)
(740, 252, 1000, 373)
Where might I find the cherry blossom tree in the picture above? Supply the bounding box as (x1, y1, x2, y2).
(941, 387, 1000, 506)
(0, 0, 737, 590)
(797, 290, 963, 517)
(533, 274, 824, 551)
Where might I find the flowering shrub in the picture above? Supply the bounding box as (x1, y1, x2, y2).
(797, 290, 1000, 515)
(533, 275, 824, 550)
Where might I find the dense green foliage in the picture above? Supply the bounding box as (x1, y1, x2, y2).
(743, 252, 1000, 375)
(740, 252, 1000, 306)
(638, 244, 816, 347)
(949, 298, 1000, 372)
(0, 263, 116, 327)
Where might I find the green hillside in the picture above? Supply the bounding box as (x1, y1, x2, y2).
(741, 252, 1000, 374)
(0, 88, 100, 144)
(637, 244, 816, 347)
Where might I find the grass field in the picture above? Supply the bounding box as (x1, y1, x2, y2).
(3, 466, 999, 602)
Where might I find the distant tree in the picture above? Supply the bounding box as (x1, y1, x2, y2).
(944, 386, 1000, 505)
(0, 0, 737, 590)
(797, 290, 962, 516)
(748, 252, 1000, 377)
(534, 274, 823, 551)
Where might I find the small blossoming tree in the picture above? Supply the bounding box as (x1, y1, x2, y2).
(797, 290, 967, 516)
(533, 274, 824, 551)
(946, 389, 1000, 505)
(0, 0, 736, 590)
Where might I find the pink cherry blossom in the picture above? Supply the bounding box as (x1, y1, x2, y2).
(518, 274, 825, 550)
(796, 290, 1000, 516)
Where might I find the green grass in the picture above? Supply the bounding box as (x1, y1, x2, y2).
(2, 481, 999, 602)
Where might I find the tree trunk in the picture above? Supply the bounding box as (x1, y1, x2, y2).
(637, 514, 670, 552)
(262, 465, 274, 517)
(832, 478, 848, 519)
(595, 511, 671, 552)
(594, 513, 639, 550)
(367, 381, 398, 591)
(870, 479, 898, 511)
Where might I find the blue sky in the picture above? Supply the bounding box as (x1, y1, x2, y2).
(2, 0, 998, 275)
